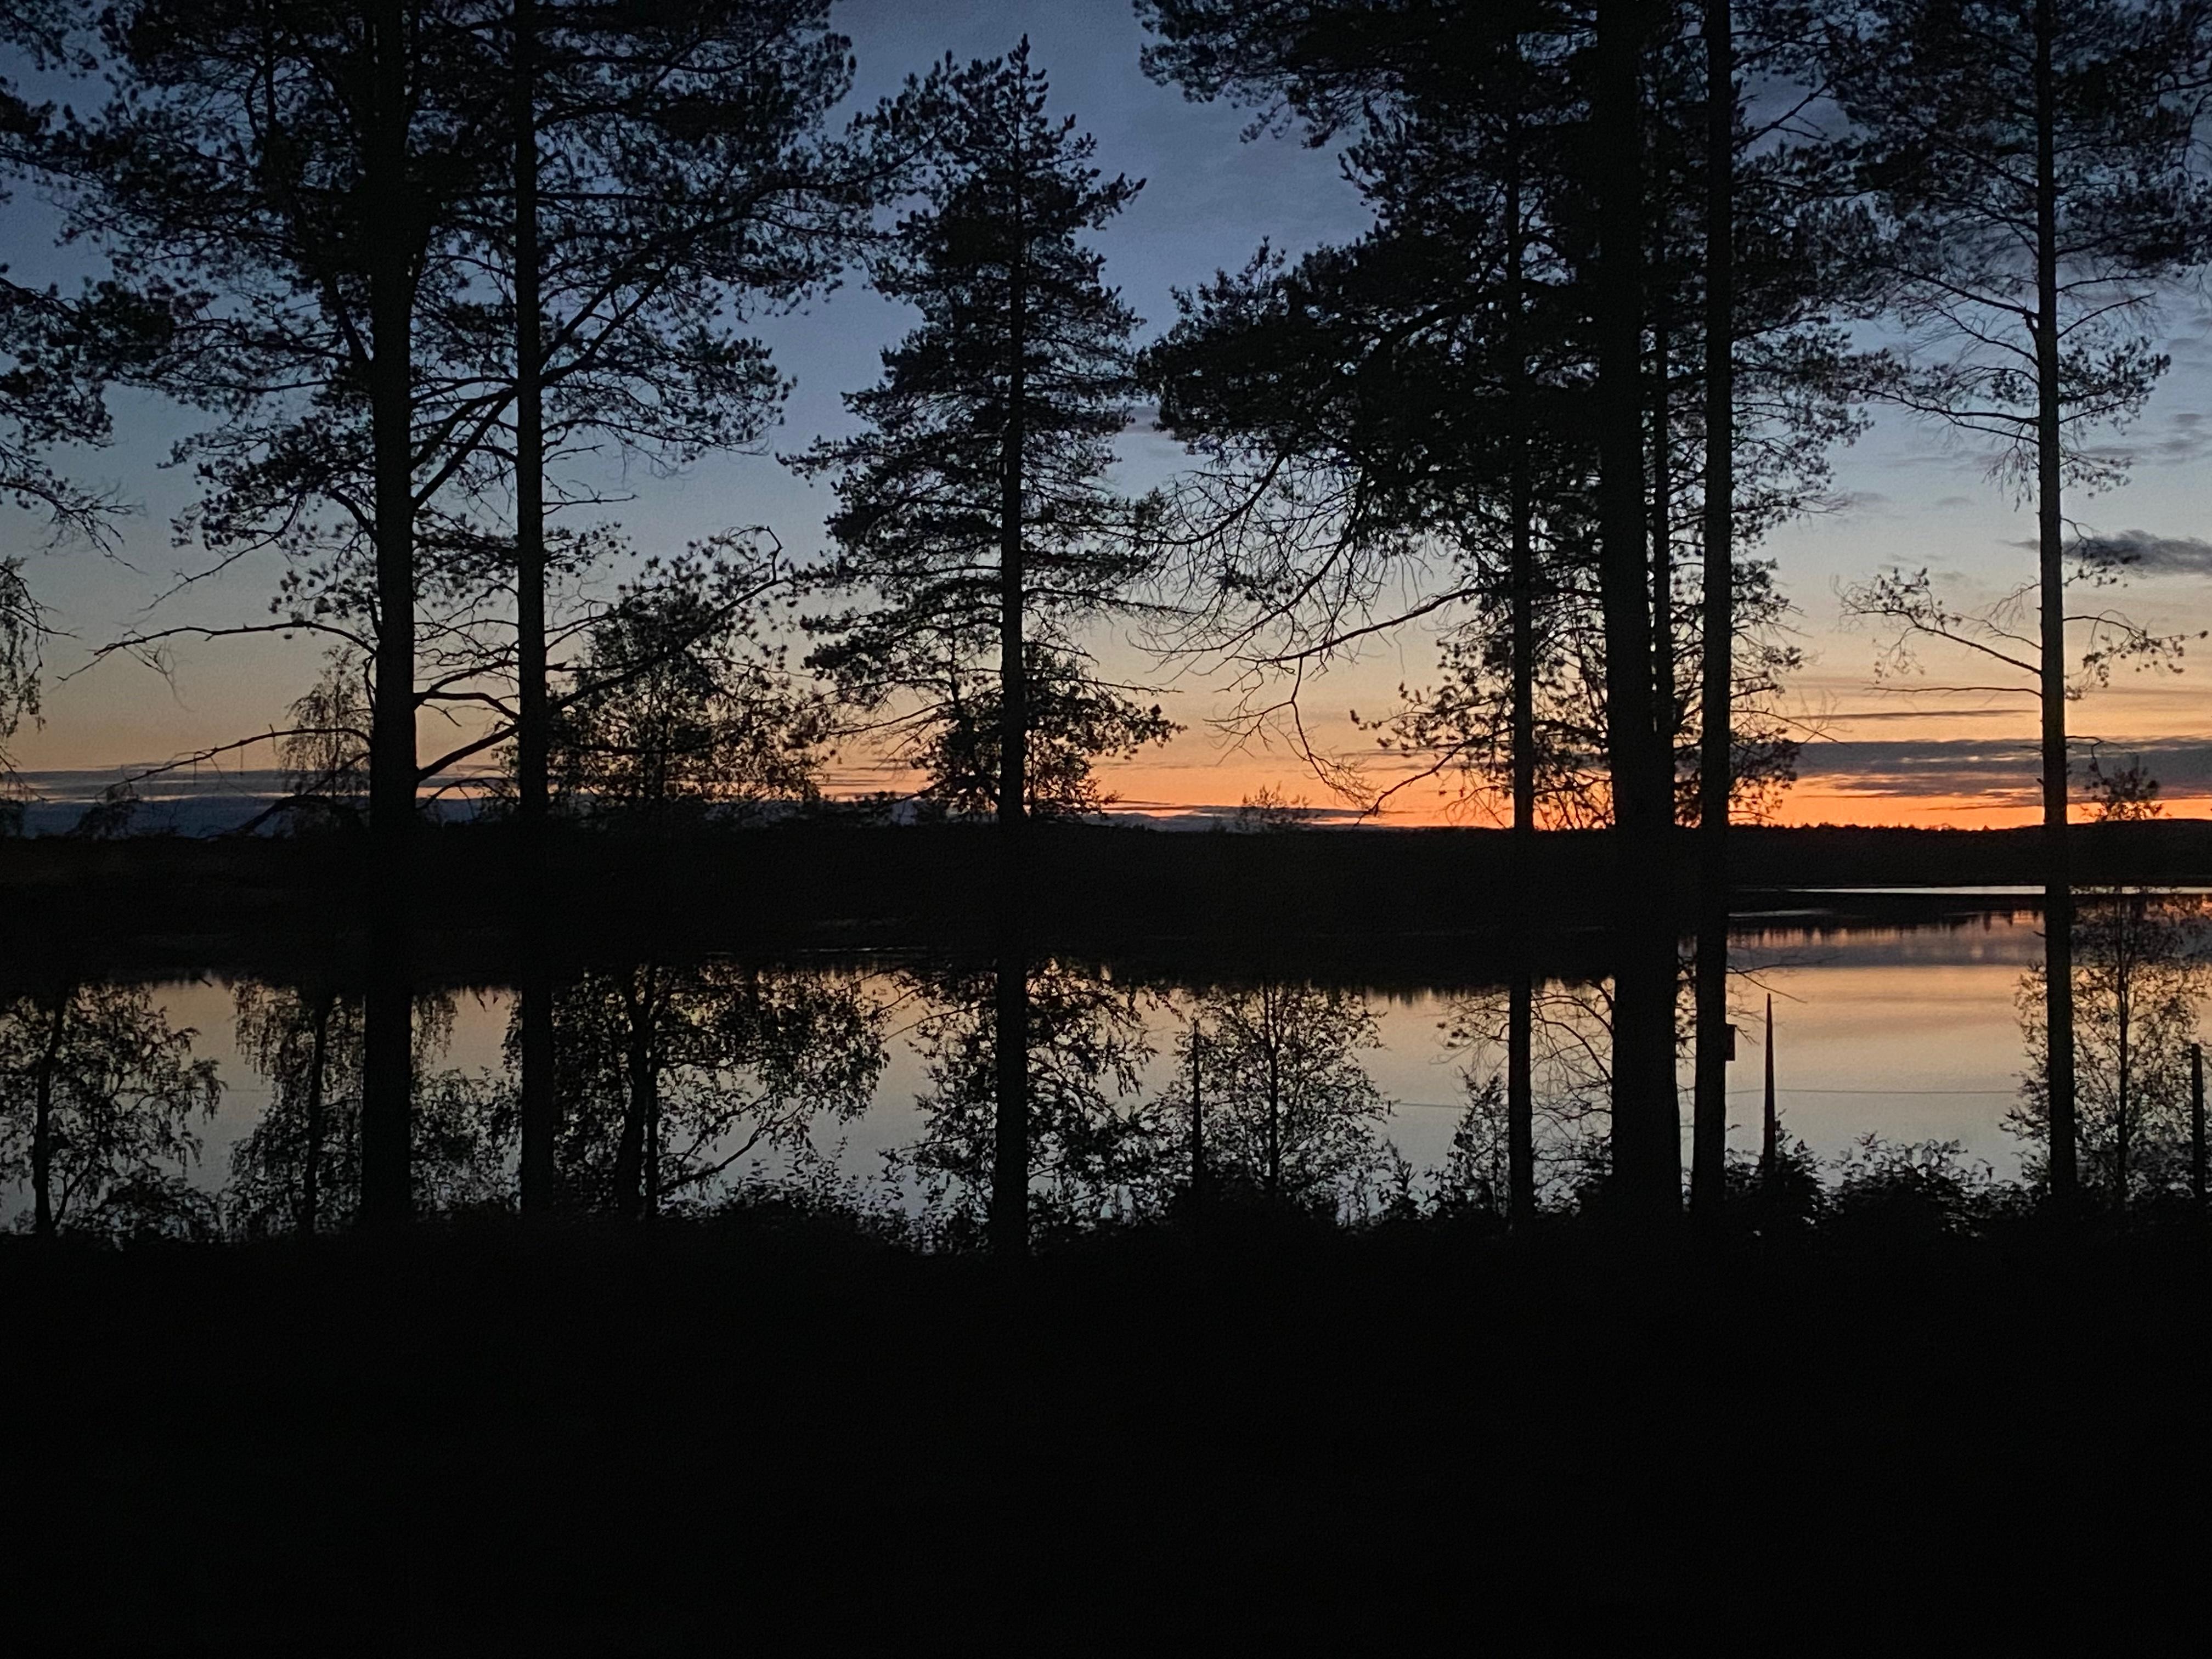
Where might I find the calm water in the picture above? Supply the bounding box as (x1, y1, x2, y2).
(2, 898, 2064, 1232)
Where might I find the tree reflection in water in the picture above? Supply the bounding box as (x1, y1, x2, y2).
(906, 959, 1160, 1240)
(1173, 983, 1395, 1218)
(535, 961, 885, 1218)
(1, 981, 221, 1238)
(1438, 980, 1612, 1216)
(229, 987, 506, 1231)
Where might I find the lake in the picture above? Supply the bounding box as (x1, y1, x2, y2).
(4, 889, 2100, 1233)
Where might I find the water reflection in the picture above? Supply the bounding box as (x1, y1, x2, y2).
(9, 901, 2205, 1231)
(1181, 983, 1395, 1216)
(227, 987, 510, 1230)
(1439, 983, 1610, 1212)
(906, 958, 1158, 1240)
(0, 981, 221, 1238)
(534, 961, 884, 1217)
(227, 981, 357, 1238)
(2015, 890, 2212, 1207)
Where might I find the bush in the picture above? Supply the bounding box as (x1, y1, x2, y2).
(1827, 1136, 1996, 1246)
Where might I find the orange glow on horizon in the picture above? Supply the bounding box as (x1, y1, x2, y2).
(1092, 759, 2212, 831)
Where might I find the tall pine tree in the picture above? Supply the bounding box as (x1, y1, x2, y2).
(1820, 0, 2212, 1207)
(490, 0, 877, 1211)
(37, 0, 513, 1221)
(795, 41, 1159, 1255)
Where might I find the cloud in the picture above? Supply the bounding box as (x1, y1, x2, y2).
(1829, 489, 1892, 513)
(1795, 734, 2212, 799)
(2069, 529, 2212, 577)
(2142, 421, 2212, 465)
(1796, 737, 2038, 800)
(1932, 495, 1975, 509)
(1823, 707, 2039, 723)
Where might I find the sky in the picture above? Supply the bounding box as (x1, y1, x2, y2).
(9, 0, 2212, 828)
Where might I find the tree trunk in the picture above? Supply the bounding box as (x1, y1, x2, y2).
(361, 0, 419, 1226)
(1505, 82, 1537, 1231)
(990, 165, 1032, 1259)
(30, 989, 67, 1239)
(1691, 0, 1735, 1220)
(1596, 0, 1680, 1220)
(300, 990, 332, 1238)
(2033, 0, 2078, 1209)
(513, 0, 557, 1217)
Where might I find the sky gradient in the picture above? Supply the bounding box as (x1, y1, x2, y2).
(9, 0, 2212, 828)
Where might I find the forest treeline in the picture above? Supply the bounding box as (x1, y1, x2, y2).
(8, 0, 2212, 1243)
(10, 817, 2212, 970)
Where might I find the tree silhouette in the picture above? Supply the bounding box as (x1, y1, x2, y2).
(36, 0, 520, 1221)
(905, 958, 1160, 1242)
(1139, 3, 1628, 1215)
(0, 981, 220, 1238)
(484, 0, 880, 819)
(531, 961, 883, 1220)
(1175, 983, 1393, 1216)
(485, 0, 887, 1209)
(1817, 0, 2212, 1205)
(1691, 0, 1735, 1218)
(2012, 761, 2210, 1209)
(795, 41, 1161, 1252)
(1141, 1, 1892, 1222)
(541, 551, 832, 830)
(1139, 6, 1579, 1224)
(909, 646, 1177, 820)
(1587, 0, 1680, 1220)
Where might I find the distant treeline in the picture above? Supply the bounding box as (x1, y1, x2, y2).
(7, 818, 2208, 985)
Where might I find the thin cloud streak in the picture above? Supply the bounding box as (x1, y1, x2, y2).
(1795, 733, 2212, 800)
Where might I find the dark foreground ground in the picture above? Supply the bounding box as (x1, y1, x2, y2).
(8, 1218, 2211, 1653)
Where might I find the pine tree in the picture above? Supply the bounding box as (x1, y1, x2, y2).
(38, 0, 512, 1221)
(489, 0, 878, 1207)
(1142, 0, 1872, 1221)
(794, 41, 1161, 1254)
(1819, 0, 2212, 1206)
